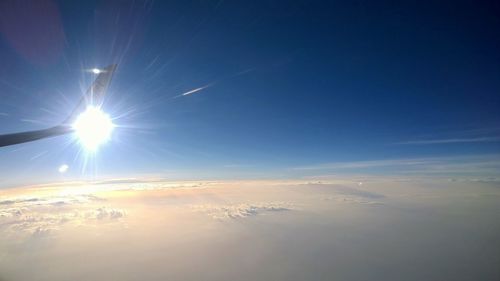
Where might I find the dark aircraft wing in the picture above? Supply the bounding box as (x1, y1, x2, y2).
(0, 64, 117, 148)
(0, 125, 72, 148)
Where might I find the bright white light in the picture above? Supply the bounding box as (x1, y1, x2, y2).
(58, 164, 69, 173)
(91, 68, 101, 74)
(73, 106, 114, 150)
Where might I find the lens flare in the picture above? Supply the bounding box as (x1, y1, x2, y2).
(73, 106, 114, 150)
(58, 164, 69, 173)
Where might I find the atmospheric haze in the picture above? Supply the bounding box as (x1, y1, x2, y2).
(1, 178, 499, 281)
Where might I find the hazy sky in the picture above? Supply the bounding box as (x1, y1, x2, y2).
(0, 1, 499, 186)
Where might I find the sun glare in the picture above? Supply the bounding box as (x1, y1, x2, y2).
(73, 106, 114, 150)
(58, 164, 69, 173)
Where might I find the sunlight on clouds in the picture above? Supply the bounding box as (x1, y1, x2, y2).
(191, 202, 293, 220)
(0, 179, 499, 281)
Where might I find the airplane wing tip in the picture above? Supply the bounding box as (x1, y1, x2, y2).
(62, 63, 119, 126)
(104, 64, 118, 73)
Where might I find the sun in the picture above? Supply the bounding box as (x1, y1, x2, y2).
(72, 106, 114, 150)
(91, 68, 102, 74)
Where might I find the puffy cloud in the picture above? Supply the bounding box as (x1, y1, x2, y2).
(323, 195, 384, 206)
(192, 203, 293, 220)
(0, 192, 123, 240)
(31, 226, 52, 239)
(0, 206, 126, 240)
(87, 207, 126, 220)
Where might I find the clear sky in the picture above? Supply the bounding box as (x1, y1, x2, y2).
(0, 0, 499, 187)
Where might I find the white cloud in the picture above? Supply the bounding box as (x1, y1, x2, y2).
(0, 179, 499, 281)
(31, 226, 52, 239)
(88, 207, 126, 220)
(192, 203, 292, 220)
(0, 192, 122, 240)
(0, 194, 104, 207)
(323, 195, 384, 206)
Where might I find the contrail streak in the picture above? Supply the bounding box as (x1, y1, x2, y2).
(172, 68, 255, 99)
(182, 86, 207, 96)
(174, 83, 213, 98)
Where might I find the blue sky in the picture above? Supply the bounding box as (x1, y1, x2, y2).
(0, 0, 499, 187)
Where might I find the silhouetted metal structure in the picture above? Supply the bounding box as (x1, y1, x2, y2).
(0, 64, 117, 147)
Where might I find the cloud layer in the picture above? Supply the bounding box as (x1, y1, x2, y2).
(191, 202, 292, 220)
(0, 179, 499, 281)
